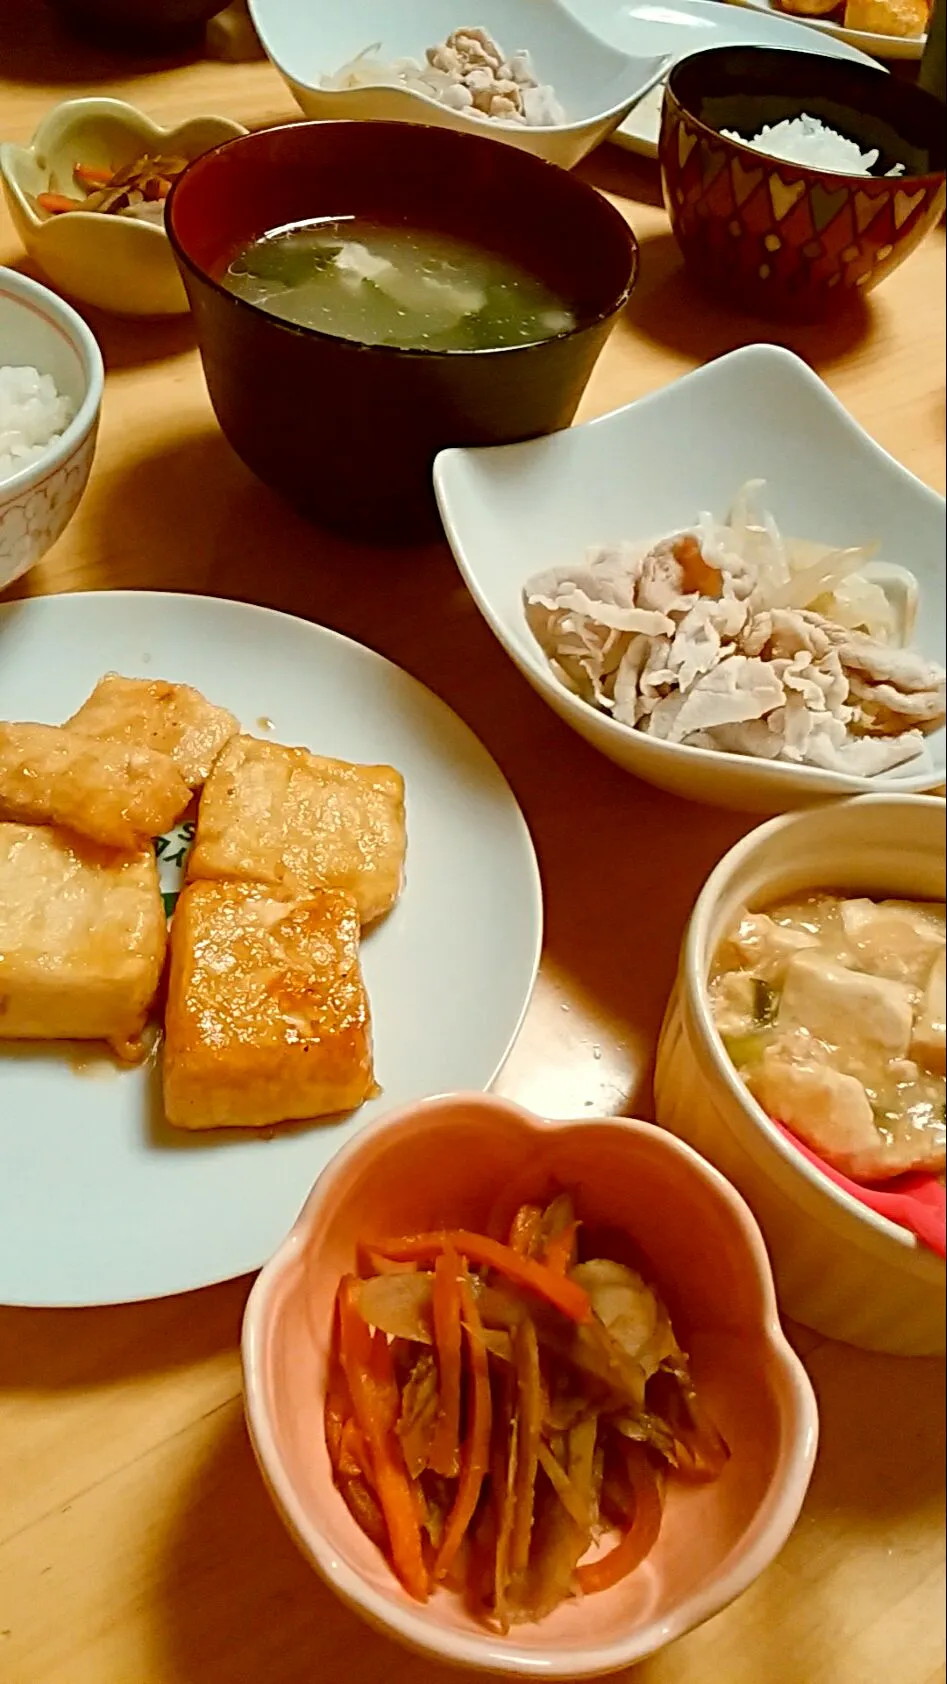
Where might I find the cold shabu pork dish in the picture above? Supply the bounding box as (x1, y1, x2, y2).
(710, 893, 946, 1182)
(524, 482, 946, 779)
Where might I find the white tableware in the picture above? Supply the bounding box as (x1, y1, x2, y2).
(434, 344, 946, 813)
(247, 0, 668, 169)
(0, 267, 103, 591)
(0, 592, 542, 1307)
(565, 0, 879, 156)
(654, 794, 945, 1355)
(728, 0, 926, 62)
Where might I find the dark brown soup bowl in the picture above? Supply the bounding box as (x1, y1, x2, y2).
(166, 120, 637, 541)
(660, 47, 946, 322)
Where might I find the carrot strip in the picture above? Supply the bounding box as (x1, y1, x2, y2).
(337, 1277, 429, 1602)
(434, 1269, 493, 1581)
(74, 163, 114, 186)
(429, 1243, 463, 1479)
(36, 192, 83, 214)
(574, 1447, 664, 1594)
(372, 1231, 592, 1325)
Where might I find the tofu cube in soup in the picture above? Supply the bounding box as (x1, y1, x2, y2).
(163, 881, 374, 1130)
(711, 891, 946, 1181)
(0, 720, 191, 849)
(187, 735, 406, 925)
(839, 899, 945, 986)
(0, 823, 166, 1058)
(777, 950, 915, 1060)
(66, 674, 239, 790)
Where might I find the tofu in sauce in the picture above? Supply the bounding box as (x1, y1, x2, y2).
(709, 892, 946, 1181)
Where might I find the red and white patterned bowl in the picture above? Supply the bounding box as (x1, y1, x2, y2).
(0, 267, 103, 592)
(660, 46, 946, 321)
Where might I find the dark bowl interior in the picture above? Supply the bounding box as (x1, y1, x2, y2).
(667, 46, 947, 177)
(167, 120, 637, 542)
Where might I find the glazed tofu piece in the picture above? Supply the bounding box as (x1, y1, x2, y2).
(163, 880, 375, 1129)
(0, 822, 166, 1057)
(777, 950, 914, 1060)
(66, 673, 239, 790)
(187, 735, 406, 925)
(911, 948, 946, 1077)
(0, 721, 191, 848)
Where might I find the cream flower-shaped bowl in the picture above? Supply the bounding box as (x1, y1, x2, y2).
(1, 98, 246, 317)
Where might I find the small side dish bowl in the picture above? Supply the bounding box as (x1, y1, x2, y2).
(1, 98, 247, 317)
(242, 1090, 818, 1677)
(167, 119, 637, 540)
(434, 342, 946, 812)
(248, 0, 668, 170)
(654, 794, 946, 1356)
(0, 267, 103, 592)
(659, 45, 946, 320)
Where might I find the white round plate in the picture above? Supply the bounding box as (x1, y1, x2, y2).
(726, 0, 926, 61)
(0, 592, 543, 1307)
(565, 0, 879, 156)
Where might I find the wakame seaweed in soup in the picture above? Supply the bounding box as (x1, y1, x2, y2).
(222, 217, 576, 351)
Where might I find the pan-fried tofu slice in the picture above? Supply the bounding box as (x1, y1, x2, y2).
(0, 822, 166, 1058)
(163, 881, 374, 1129)
(0, 721, 191, 849)
(187, 735, 406, 925)
(66, 673, 239, 790)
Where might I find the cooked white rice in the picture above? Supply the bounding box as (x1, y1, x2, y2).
(720, 113, 905, 177)
(0, 365, 74, 485)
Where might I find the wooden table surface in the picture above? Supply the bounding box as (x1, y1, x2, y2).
(1, 13, 945, 1684)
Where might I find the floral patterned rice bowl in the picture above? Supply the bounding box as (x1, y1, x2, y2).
(0, 267, 103, 592)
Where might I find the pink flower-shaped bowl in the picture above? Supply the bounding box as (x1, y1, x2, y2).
(242, 1092, 818, 1677)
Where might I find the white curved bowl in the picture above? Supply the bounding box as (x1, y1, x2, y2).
(248, 0, 668, 169)
(1, 98, 246, 318)
(0, 267, 103, 591)
(654, 793, 946, 1355)
(434, 344, 947, 813)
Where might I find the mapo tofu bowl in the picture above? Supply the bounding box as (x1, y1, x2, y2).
(655, 794, 946, 1357)
(242, 1092, 817, 1676)
(166, 120, 637, 542)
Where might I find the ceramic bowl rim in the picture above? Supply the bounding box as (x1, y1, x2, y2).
(663, 45, 947, 187)
(682, 791, 947, 1265)
(242, 1089, 819, 1677)
(165, 119, 639, 362)
(0, 265, 104, 501)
